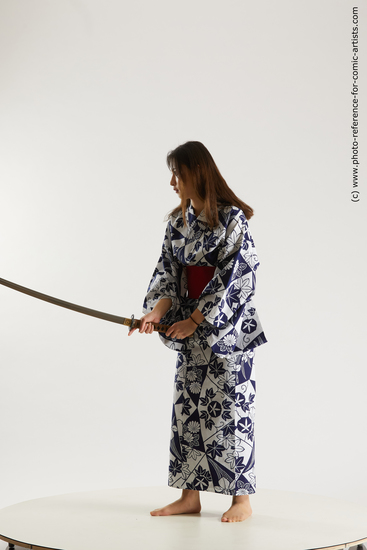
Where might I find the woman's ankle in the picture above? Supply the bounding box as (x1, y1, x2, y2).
(232, 494, 250, 505)
(182, 489, 200, 501)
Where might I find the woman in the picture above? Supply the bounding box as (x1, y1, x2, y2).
(129, 141, 267, 522)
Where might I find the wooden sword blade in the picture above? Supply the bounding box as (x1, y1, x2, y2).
(0, 277, 170, 333)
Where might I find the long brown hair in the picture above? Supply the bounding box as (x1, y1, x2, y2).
(166, 141, 254, 228)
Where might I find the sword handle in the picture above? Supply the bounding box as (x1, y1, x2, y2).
(123, 317, 170, 333)
(138, 320, 171, 333)
(128, 318, 194, 337)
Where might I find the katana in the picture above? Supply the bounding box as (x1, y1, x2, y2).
(0, 277, 170, 334)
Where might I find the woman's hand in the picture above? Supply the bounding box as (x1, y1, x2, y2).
(166, 318, 197, 340)
(128, 311, 161, 336)
(128, 298, 172, 336)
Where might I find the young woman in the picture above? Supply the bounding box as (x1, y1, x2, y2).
(129, 141, 267, 522)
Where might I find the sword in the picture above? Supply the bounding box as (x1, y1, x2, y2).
(0, 277, 170, 334)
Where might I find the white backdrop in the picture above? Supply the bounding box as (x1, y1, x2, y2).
(0, 0, 366, 513)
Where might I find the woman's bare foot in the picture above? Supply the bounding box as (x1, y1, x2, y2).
(150, 489, 201, 516)
(221, 494, 252, 523)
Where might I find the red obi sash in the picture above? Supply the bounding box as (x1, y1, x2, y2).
(186, 266, 216, 299)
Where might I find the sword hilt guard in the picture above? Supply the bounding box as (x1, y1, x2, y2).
(130, 314, 135, 331)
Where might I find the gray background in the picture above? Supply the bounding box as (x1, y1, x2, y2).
(0, 0, 366, 514)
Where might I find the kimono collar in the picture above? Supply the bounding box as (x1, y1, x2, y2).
(186, 202, 207, 226)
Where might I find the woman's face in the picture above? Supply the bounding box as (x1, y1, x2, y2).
(170, 167, 181, 196)
(170, 164, 195, 200)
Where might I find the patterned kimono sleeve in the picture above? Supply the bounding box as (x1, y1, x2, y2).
(197, 210, 264, 357)
(142, 221, 184, 334)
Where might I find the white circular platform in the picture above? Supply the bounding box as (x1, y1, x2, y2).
(0, 486, 366, 550)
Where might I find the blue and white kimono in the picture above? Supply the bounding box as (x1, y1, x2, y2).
(143, 203, 267, 495)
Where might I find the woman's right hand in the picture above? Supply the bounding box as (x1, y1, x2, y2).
(128, 311, 162, 336)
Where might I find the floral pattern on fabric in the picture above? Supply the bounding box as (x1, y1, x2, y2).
(142, 204, 266, 495)
(169, 337, 257, 495)
(143, 204, 267, 357)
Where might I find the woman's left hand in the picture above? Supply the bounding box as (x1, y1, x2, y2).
(166, 318, 197, 339)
